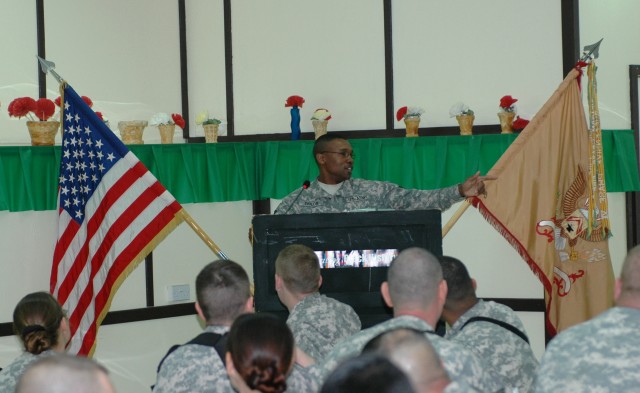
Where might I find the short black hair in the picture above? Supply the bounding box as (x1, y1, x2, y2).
(438, 256, 476, 304)
(313, 133, 348, 157)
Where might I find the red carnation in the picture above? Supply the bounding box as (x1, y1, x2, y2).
(499, 95, 518, 110)
(396, 106, 408, 121)
(172, 113, 186, 129)
(284, 95, 305, 108)
(95, 111, 104, 121)
(81, 96, 93, 108)
(54, 96, 62, 107)
(512, 116, 530, 131)
(8, 97, 37, 118)
(33, 98, 56, 121)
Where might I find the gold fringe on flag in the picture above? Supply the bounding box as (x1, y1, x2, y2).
(586, 61, 611, 239)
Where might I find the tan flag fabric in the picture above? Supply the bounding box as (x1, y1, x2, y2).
(471, 68, 614, 335)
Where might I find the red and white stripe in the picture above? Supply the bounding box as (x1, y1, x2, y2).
(51, 152, 182, 355)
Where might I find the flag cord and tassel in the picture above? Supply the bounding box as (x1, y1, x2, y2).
(178, 209, 229, 260)
(586, 61, 611, 239)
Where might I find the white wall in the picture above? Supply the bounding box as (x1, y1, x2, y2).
(0, 1, 638, 392)
(580, 0, 640, 129)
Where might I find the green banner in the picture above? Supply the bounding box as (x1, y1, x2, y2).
(0, 130, 637, 212)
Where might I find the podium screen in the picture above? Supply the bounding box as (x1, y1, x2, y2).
(252, 210, 442, 326)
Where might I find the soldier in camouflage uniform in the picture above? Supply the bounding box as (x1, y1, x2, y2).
(16, 353, 116, 393)
(363, 327, 479, 393)
(312, 248, 500, 392)
(153, 260, 318, 393)
(533, 245, 640, 392)
(274, 133, 492, 215)
(0, 292, 70, 392)
(439, 256, 538, 393)
(275, 244, 361, 361)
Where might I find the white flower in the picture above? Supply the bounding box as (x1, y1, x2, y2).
(449, 102, 468, 117)
(311, 108, 331, 121)
(149, 112, 172, 126)
(406, 106, 425, 117)
(195, 111, 209, 125)
(196, 110, 222, 125)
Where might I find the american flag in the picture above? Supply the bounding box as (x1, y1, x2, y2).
(50, 84, 184, 355)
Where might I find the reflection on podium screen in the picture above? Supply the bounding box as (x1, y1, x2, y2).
(315, 249, 399, 268)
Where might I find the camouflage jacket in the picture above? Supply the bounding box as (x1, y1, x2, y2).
(0, 351, 53, 393)
(312, 315, 500, 392)
(446, 300, 539, 393)
(533, 307, 640, 392)
(154, 325, 318, 393)
(287, 292, 361, 361)
(274, 178, 462, 214)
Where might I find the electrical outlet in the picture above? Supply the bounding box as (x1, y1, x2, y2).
(167, 284, 190, 302)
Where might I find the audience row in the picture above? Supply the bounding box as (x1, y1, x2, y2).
(2, 244, 640, 392)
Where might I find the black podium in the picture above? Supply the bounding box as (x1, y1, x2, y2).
(252, 210, 442, 327)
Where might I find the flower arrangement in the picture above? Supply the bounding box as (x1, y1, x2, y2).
(448, 102, 474, 117)
(8, 97, 57, 121)
(396, 106, 425, 121)
(195, 111, 222, 126)
(54, 95, 94, 109)
(499, 95, 518, 113)
(285, 95, 305, 108)
(285, 95, 305, 140)
(149, 112, 186, 129)
(56, 95, 110, 125)
(311, 108, 331, 121)
(512, 116, 530, 131)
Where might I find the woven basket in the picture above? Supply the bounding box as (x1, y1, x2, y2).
(203, 124, 219, 143)
(158, 124, 176, 144)
(27, 121, 60, 146)
(404, 115, 420, 137)
(497, 111, 516, 134)
(456, 114, 475, 136)
(118, 121, 147, 144)
(312, 120, 328, 140)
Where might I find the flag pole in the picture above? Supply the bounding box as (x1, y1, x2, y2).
(178, 209, 229, 260)
(37, 56, 64, 84)
(442, 200, 471, 238)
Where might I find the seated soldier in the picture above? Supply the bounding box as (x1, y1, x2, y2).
(533, 245, 640, 392)
(363, 328, 477, 393)
(225, 313, 295, 393)
(16, 353, 116, 393)
(0, 292, 70, 392)
(315, 247, 500, 392)
(154, 259, 317, 393)
(275, 244, 361, 361)
(320, 353, 416, 393)
(439, 255, 538, 393)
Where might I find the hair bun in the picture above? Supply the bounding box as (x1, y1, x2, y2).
(21, 324, 46, 338)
